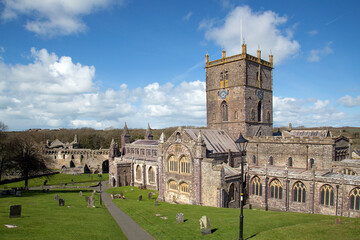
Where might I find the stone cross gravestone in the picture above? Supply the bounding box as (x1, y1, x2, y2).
(79, 191, 83, 196)
(148, 192, 152, 200)
(59, 199, 65, 206)
(176, 213, 184, 223)
(54, 194, 60, 201)
(88, 197, 95, 208)
(199, 216, 211, 235)
(9, 205, 21, 218)
(138, 195, 142, 201)
(154, 201, 159, 206)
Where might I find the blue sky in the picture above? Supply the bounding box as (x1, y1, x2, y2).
(0, 0, 359, 131)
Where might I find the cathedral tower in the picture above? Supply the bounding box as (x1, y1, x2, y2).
(205, 44, 273, 138)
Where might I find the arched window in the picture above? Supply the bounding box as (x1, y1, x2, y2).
(257, 101, 262, 122)
(176, 132, 181, 142)
(180, 156, 191, 174)
(229, 183, 235, 201)
(270, 179, 282, 199)
(180, 182, 190, 193)
(269, 156, 274, 166)
(251, 176, 262, 196)
(234, 110, 238, 120)
(136, 165, 142, 181)
(169, 180, 177, 191)
(320, 185, 334, 206)
(148, 167, 155, 183)
(293, 182, 306, 203)
(252, 155, 257, 164)
(221, 101, 228, 121)
(288, 157, 293, 167)
(310, 158, 315, 169)
(168, 156, 178, 173)
(350, 188, 360, 210)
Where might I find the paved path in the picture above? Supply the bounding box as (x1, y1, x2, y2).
(94, 182, 154, 240)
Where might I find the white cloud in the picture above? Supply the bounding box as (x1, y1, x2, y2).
(1, 0, 120, 36)
(308, 42, 333, 62)
(0, 48, 206, 130)
(273, 96, 346, 127)
(182, 11, 193, 21)
(200, 5, 300, 64)
(338, 95, 360, 107)
(308, 30, 318, 36)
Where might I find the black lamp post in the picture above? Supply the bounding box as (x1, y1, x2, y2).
(235, 133, 248, 240)
(98, 174, 102, 206)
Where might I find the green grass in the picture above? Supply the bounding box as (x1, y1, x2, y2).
(108, 186, 360, 240)
(0, 173, 109, 189)
(0, 188, 126, 240)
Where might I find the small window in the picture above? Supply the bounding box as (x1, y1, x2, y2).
(288, 157, 293, 167)
(252, 155, 256, 164)
(310, 158, 315, 169)
(269, 156, 274, 166)
(266, 111, 271, 122)
(257, 101, 262, 122)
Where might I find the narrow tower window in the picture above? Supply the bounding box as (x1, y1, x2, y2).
(257, 101, 262, 122)
(221, 101, 228, 121)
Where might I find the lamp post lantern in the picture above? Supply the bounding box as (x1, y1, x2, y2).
(98, 174, 102, 206)
(235, 133, 248, 240)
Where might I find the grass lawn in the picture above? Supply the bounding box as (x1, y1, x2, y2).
(0, 188, 126, 240)
(0, 173, 109, 189)
(108, 186, 360, 240)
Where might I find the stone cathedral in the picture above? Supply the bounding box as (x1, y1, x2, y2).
(109, 44, 360, 218)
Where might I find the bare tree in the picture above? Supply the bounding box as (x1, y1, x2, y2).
(10, 136, 53, 189)
(0, 121, 8, 132)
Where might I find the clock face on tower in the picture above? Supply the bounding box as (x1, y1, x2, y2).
(257, 90, 264, 100)
(219, 90, 227, 99)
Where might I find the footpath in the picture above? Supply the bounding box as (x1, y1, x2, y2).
(93, 182, 154, 240)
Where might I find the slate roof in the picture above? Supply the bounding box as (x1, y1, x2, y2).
(50, 139, 64, 148)
(184, 129, 238, 153)
(282, 129, 331, 138)
(132, 139, 158, 146)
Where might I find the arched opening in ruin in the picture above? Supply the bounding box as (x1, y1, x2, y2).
(69, 160, 75, 168)
(102, 160, 109, 173)
(84, 164, 91, 174)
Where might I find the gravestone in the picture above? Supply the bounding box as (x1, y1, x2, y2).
(131, 188, 134, 192)
(59, 199, 65, 206)
(199, 216, 211, 235)
(85, 196, 89, 202)
(148, 192, 152, 200)
(88, 197, 95, 208)
(71, 179, 74, 184)
(154, 201, 159, 206)
(176, 213, 184, 223)
(79, 191, 83, 196)
(138, 195, 142, 201)
(54, 194, 60, 201)
(336, 218, 342, 224)
(15, 191, 21, 197)
(43, 180, 47, 186)
(92, 190, 96, 196)
(9, 205, 21, 218)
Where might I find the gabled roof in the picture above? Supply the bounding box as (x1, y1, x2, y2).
(131, 139, 158, 146)
(50, 139, 64, 148)
(184, 129, 238, 153)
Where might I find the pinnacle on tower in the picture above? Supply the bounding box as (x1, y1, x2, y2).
(159, 132, 166, 143)
(145, 123, 153, 140)
(123, 122, 130, 136)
